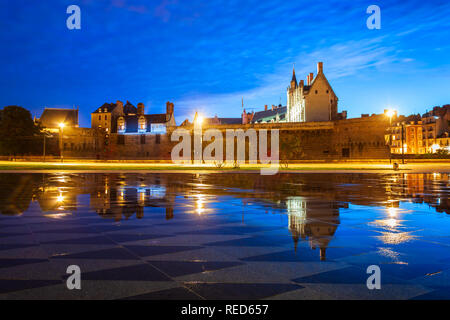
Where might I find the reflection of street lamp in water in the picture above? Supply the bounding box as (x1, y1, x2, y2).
(59, 122, 65, 162)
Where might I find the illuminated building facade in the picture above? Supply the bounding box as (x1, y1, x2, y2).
(386, 105, 450, 154)
(286, 62, 343, 122)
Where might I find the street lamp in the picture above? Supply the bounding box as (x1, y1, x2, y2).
(385, 109, 396, 124)
(59, 122, 65, 162)
(194, 114, 204, 126)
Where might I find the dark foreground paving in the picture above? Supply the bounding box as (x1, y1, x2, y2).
(1, 210, 449, 300)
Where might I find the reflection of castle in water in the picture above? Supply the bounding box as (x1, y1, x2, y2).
(287, 197, 346, 260)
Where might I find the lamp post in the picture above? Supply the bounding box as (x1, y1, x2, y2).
(59, 122, 65, 162)
(385, 109, 396, 164)
(193, 112, 203, 165)
(401, 122, 405, 164)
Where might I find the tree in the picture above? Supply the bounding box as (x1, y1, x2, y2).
(0, 106, 42, 156)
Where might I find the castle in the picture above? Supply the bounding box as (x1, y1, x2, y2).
(287, 62, 341, 122)
(242, 62, 346, 124)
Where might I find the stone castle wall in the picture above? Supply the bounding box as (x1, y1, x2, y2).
(62, 116, 390, 160)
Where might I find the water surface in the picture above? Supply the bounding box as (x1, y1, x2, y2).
(0, 172, 449, 299)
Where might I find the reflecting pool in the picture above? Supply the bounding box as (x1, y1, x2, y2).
(0, 172, 449, 299)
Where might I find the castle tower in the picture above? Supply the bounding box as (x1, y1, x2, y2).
(290, 67, 297, 89)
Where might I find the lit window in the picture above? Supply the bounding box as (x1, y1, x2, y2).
(138, 116, 146, 133)
(117, 117, 125, 133)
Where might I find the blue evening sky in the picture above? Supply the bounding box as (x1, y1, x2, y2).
(0, 0, 449, 127)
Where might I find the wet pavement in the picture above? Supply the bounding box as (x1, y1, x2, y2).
(0, 172, 449, 300)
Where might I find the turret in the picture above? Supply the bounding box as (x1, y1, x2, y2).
(290, 67, 297, 89)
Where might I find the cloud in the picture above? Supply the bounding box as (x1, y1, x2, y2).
(175, 37, 398, 121)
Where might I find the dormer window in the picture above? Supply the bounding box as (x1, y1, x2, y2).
(138, 116, 146, 133)
(117, 117, 125, 133)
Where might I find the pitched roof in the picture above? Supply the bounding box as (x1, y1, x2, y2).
(123, 101, 137, 115)
(204, 117, 242, 125)
(93, 103, 117, 113)
(39, 108, 78, 128)
(122, 114, 167, 133)
(145, 114, 167, 124)
(218, 118, 242, 125)
(252, 106, 287, 122)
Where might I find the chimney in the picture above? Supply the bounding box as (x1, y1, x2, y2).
(166, 101, 174, 115)
(137, 103, 145, 115)
(317, 62, 323, 74)
(272, 105, 275, 111)
(308, 73, 314, 85)
(299, 80, 304, 88)
(264, 105, 268, 111)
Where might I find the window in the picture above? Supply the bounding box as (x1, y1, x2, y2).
(140, 135, 146, 144)
(138, 116, 146, 133)
(117, 117, 125, 133)
(105, 115, 107, 121)
(151, 123, 166, 133)
(98, 115, 101, 121)
(117, 135, 125, 145)
(315, 90, 318, 94)
(156, 134, 161, 144)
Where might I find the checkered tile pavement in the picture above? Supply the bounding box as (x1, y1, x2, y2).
(1, 200, 449, 300)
